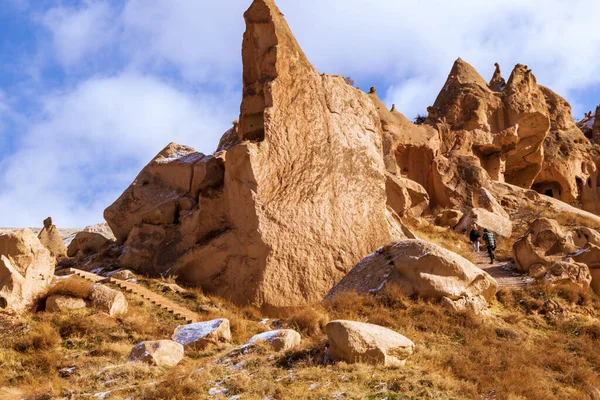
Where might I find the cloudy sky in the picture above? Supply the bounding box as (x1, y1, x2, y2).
(1, 0, 599, 227)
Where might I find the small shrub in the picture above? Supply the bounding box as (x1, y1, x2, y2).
(343, 76, 355, 86)
(286, 307, 329, 337)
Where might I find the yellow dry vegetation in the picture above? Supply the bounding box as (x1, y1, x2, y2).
(2, 277, 600, 400)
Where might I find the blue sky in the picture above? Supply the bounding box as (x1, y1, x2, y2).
(1, 0, 600, 227)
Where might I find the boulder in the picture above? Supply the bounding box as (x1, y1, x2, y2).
(106, 0, 403, 310)
(0, 230, 55, 313)
(37, 217, 67, 258)
(109, 269, 135, 281)
(542, 261, 592, 290)
(325, 320, 414, 367)
(245, 329, 301, 352)
(46, 295, 87, 312)
(455, 208, 513, 238)
(327, 240, 497, 314)
(127, 340, 184, 367)
(67, 232, 110, 258)
(435, 209, 464, 228)
(89, 284, 128, 316)
(172, 319, 231, 350)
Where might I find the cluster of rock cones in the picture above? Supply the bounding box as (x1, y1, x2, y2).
(95, 0, 600, 313)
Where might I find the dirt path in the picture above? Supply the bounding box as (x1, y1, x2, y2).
(473, 252, 531, 290)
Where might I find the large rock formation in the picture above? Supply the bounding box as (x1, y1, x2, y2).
(326, 240, 497, 314)
(424, 59, 600, 216)
(105, 0, 402, 310)
(0, 230, 56, 313)
(38, 217, 67, 258)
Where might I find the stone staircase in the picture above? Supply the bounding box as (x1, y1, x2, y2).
(64, 268, 200, 324)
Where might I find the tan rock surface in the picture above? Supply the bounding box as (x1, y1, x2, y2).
(543, 261, 592, 290)
(435, 209, 463, 228)
(513, 218, 577, 273)
(127, 340, 184, 367)
(385, 172, 429, 217)
(456, 208, 513, 238)
(326, 320, 415, 367)
(327, 240, 497, 314)
(46, 295, 87, 312)
(37, 217, 68, 258)
(172, 319, 231, 350)
(0, 230, 55, 313)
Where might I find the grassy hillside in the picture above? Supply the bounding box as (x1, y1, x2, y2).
(2, 277, 599, 400)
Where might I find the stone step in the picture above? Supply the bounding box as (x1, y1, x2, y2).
(63, 268, 200, 324)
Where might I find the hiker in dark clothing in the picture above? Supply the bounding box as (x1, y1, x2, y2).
(469, 224, 481, 252)
(483, 228, 496, 264)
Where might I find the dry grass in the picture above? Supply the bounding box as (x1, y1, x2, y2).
(3, 276, 600, 399)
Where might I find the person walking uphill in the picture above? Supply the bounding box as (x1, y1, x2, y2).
(483, 228, 496, 264)
(469, 224, 481, 253)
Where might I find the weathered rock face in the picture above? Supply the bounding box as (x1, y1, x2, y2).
(513, 218, 600, 291)
(326, 240, 497, 314)
(128, 340, 184, 367)
(513, 218, 578, 273)
(325, 320, 415, 367)
(38, 217, 67, 258)
(435, 209, 463, 228)
(105, 0, 402, 310)
(105, 143, 225, 244)
(172, 319, 231, 350)
(385, 172, 429, 218)
(0, 230, 56, 313)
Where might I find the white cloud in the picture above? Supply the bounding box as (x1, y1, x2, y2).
(0, 74, 236, 227)
(40, 0, 117, 67)
(120, 0, 246, 84)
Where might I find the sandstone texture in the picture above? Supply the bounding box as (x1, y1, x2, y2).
(0, 230, 56, 313)
(37, 217, 67, 258)
(172, 319, 231, 350)
(46, 295, 87, 312)
(325, 320, 415, 367)
(128, 340, 184, 367)
(105, 0, 402, 310)
(513, 218, 600, 291)
(246, 329, 301, 352)
(435, 209, 463, 228)
(327, 240, 497, 314)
